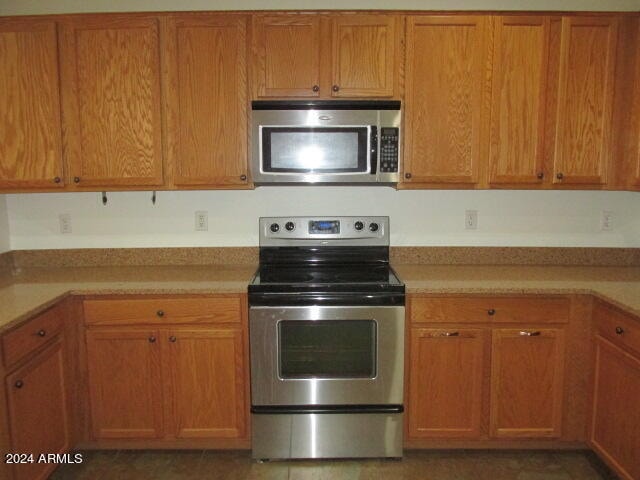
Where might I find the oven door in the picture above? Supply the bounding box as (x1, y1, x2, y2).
(249, 306, 404, 406)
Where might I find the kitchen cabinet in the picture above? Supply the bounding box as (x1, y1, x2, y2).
(0, 18, 64, 189)
(252, 14, 399, 98)
(403, 16, 491, 187)
(551, 16, 618, 186)
(84, 295, 247, 442)
(490, 328, 565, 438)
(409, 328, 485, 438)
(488, 16, 550, 186)
(164, 14, 249, 188)
(59, 15, 164, 188)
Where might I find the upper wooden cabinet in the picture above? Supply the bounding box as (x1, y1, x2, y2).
(551, 17, 618, 186)
(403, 16, 491, 187)
(164, 15, 249, 187)
(489, 16, 550, 186)
(59, 15, 164, 188)
(0, 19, 64, 189)
(252, 14, 399, 98)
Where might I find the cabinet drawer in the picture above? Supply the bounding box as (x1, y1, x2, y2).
(594, 302, 640, 356)
(2, 306, 64, 368)
(83, 296, 243, 326)
(410, 296, 570, 324)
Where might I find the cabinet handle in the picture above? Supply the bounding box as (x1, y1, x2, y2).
(312, 85, 320, 92)
(169, 336, 177, 343)
(440, 331, 460, 337)
(156, 310, 164, 317)
(240, 174, 247, 181)
(615, 326, 624, 335)
(519, 331, 541, 336)
(53, 176, 61, 184)
(487, 309, 496, 316)
(556, 173, 564, 180)
(537, 172, 544, 180)
(73, 176, 80, 183)
(332, 85, 340, 92)
(404, 173, 412, 179)
(148, 336, 156, 343)
(14, 380, 24, 389)
(37, 329, 46, 337)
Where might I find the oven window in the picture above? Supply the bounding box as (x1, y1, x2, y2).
(261, 127, 369, 173)
(278, 320, 376, 379)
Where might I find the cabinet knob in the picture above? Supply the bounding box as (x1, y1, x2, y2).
(519, 331, 541, 336)
(615, 326, 624, 335)
(37, 329, 46, 337)
(537, 172, 544, 180)
(240, 174, 247, 181)
(405, 172, 412, 179)
(487, 309, 496, 316)
(53, 176, 61, 184)
(14, 380, 24, 389)
(169, 336, 177, 343)
(148, 336, 156, 343)
(312, 85, 320, 92)
(332, 85, 340, 92)
(156, 310, 164, 317)
(556, 172, 564, 180)
(73, 177, 81, 183)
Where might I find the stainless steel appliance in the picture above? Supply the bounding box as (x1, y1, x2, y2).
(248, 216, 405, 460)
(251, 101, 401, 185)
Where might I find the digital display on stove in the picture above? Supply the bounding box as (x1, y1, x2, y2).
(309, 220, 340, 234)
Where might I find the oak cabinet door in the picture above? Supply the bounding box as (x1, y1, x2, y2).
(165, 328, 246, 439)
(404, 16, 490, 186)
(552, 17, 618, 186)
(86, 328, 164, 439)
(60, 15, 164, 187)
(6, 340, 69, 480)
(409, 328, 485, 438)
(165, 15, 249, 187)
(252, 15, 321, 98)
(590, 336, 640, 480)
(330, 15, 397, 98)
(489, 17, 549, 186)
(490, 328, 565, 438)
(0, 19, 64, 189)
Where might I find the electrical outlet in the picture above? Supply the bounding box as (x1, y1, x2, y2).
(601, 211, 614, 231)
(59, 214, 72, 234)
(465, 210, 478, 230)
(195, 211, 208, 231)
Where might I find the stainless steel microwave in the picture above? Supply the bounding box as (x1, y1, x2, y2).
(251, 101, 401, 185)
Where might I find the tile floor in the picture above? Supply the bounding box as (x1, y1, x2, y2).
(49, 450, 618, 480)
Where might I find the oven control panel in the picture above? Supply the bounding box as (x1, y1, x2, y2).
(260, 216, 389, 247)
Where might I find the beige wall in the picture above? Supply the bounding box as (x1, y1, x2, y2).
(0, 196, 10, 253)
(0, 0, 638, 15)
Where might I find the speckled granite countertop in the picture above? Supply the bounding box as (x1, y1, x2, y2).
(1, 263, 639, 334)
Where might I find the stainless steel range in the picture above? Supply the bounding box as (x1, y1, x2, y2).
(248, 216, 405, 460)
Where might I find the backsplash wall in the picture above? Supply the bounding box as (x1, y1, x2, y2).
(6, 189, 640, 250)
(0, 196, 9, 253)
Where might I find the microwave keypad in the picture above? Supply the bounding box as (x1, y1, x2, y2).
(380, 128, 399, 173)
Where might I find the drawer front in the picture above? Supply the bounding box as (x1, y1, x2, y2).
(594, 303, 640, 356)
(2, 306, 64, 368)
(84, 296, 243, 326)
(410, 296, 570, 324)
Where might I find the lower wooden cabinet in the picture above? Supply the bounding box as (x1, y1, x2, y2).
(5, 338, 70, 480)
(590, 335, 640, 480)
(408, 328, 485, 438)
(86, 325, 246, 441)
(490, 328, 565, 438)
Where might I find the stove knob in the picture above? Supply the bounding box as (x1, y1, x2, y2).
(270, 223, 280, 233)
(285, 221, 295, 231)
(354, 221, 364, 231)
(369, 222, 379, 232)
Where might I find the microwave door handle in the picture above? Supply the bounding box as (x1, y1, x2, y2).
(370, 125, 378, 175)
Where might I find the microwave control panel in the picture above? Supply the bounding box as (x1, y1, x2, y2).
(380, 128, 399, 173)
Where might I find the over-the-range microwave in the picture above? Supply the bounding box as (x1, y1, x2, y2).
(251, 100, 401, 185)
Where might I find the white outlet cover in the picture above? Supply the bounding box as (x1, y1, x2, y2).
(601, 211, 614, 231)
(59, 214, 72, 234)
(465, 210, 478, 230)
(195, 211, 208, 231)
